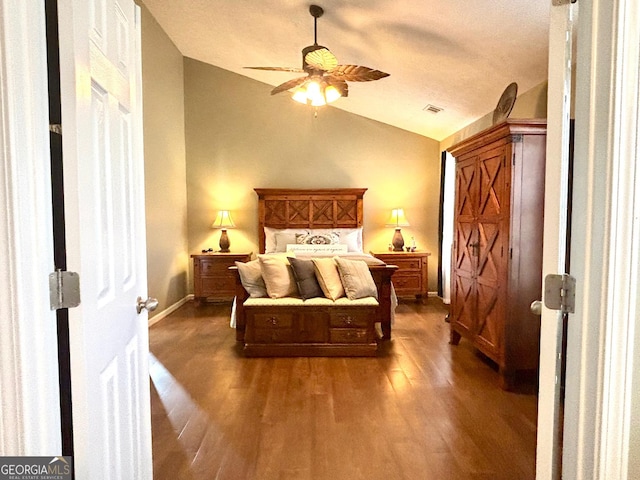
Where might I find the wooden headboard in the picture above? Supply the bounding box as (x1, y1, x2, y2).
(254, 188, 367, 254)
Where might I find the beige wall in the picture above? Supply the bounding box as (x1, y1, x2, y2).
(440, 81, 548, 150)
(140, 4, 189, 316)
(183, 58, 442, 291)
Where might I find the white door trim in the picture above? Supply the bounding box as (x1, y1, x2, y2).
(0, 0, 61, 455)
(564, 0, 640, 478)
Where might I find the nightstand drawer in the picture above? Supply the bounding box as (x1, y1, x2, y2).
(200, 260, 235, 275)
(201, 277, 233, 294)
(392, 273, 422, 291)
(388, 258, 422, 271)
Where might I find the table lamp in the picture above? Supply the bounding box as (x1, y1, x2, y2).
(211, 210, 235, 252)
(385, 208, 410, 252)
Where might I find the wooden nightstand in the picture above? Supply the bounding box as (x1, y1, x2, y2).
(371, 251, 430, 300)
(191, 252, 251, 305)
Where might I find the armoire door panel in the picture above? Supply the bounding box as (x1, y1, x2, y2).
(475, 281, 502, 356)
(455, 159, 477, 218)
(478, 148, 507, 219)
(476, 221, 504, 284)
(451, 274, 475, 334)
(454, 221, 476, 274)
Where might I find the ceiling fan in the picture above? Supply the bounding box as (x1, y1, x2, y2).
(245, 4, 390, 107)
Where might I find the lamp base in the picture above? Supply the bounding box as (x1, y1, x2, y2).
(219, 229, 230, 253)
(392, 228, 405, 252)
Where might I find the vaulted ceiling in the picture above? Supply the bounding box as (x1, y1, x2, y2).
(141, 0, 550, 141)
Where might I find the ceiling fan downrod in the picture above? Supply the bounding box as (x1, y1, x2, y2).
(309, 5, 323, 45)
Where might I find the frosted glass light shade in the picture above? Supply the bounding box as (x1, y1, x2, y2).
(291, 79, 342, 106)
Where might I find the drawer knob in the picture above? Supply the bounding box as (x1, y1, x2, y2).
(270, 316, 278, 325)
(345, 316, 353, 325)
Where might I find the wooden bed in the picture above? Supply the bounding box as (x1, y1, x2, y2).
(232, 188, 397, 356)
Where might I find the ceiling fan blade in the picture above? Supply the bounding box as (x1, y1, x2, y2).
(304, 47, 338, 71)
(244, 66, 305, 73)
(327, 65, 390, 82)
(325, 78, 349, 98)
(270, 76, 309, 95)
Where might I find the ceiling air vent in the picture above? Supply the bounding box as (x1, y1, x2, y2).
(423, 104, 443, 114)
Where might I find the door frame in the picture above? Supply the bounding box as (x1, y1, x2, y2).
(2, 0, 640, 477)
(0, 0, 61, 454)
(560, 0, 640, 478)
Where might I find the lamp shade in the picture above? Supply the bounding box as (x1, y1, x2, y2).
(211, 210, 235, 229)
(385, 208, 410, 227)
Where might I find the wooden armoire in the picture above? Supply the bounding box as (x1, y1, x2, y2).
(448, 119, 546, 390)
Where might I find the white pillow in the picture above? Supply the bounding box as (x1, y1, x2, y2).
(311, 228, 363, 252)
(264, 227, 363, 253)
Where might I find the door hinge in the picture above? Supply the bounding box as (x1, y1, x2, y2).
(49, 269, 81, 310)
(49, 124, 62, 135)
(552, 0, 577, 5)
(544, 273, 576, 313)
(512, 152, 516, 165)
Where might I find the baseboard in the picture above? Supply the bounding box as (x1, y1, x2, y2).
(148, 294, 194, 327)
(428, 291, 438, 297)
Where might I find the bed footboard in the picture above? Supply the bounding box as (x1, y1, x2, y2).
(230, 264, 397, 343)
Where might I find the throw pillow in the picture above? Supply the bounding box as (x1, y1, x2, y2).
(289, 257, 324, 299)
(335, 257, 378, 300)
(311, 257, 345, 300)
(258, 254, 298, 298)
(234, 260, 267, 298)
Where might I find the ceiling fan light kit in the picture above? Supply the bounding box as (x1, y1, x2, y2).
(245, 4, 389, 107)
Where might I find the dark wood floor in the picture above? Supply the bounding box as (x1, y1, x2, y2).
(149, 298, 537, 480)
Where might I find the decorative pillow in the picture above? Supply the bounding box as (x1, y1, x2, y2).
(289, 257, 324, 299)
(234, 260, 267, 298)
(311, 257, 345, 300)
(264, 227, 309, 253)
(258, 254, 298, 298)
(334, 257, 378, 300)
(296, 232, 340, 245)
(304, 228, 363, 252)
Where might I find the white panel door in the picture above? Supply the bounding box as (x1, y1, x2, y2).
(58, 0, 152, 478)
(536, 1, 576, 479)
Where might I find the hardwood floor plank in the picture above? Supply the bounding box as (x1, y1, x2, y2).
(150, 298, 537, 480)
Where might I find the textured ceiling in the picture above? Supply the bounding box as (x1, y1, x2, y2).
(141, 0, 550, 141)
